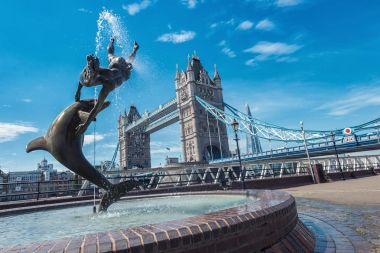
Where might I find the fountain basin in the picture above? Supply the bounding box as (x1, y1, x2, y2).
(0, 190, 315, 253)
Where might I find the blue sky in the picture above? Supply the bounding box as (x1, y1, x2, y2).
(1, 0, 380, 171)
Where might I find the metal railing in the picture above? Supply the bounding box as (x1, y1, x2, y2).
(0, 179, 84, 202)
(323, 163, 380, 173)
(0, 163, 377, 202)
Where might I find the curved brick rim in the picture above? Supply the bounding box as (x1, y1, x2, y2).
(1, 190, 315, 253)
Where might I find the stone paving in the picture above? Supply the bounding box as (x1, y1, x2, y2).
(296, 197, 380, 253)
(282, 175, 380, 252)
(284, 175, 380, 207)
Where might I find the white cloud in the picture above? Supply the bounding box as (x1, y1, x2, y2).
(210, 18, 235, 29)
(22, 98, 32, 103)
(122, 0, 153, 16)
(245, 59, 257, 67)
(83, 133, 105, 146)
(181, 0, 198, 9)
(210, 23, 218, 29)
(276, 56, 298, 62)
(218, 40, 226, 47)
(237, 20, 254, 30)
(78, 8, 92, 14)
(276, 0, 302, 7)
(243, 41, 301, 64)
(0, 122, 38, 143)
(254, 54, 270, 61)
(318, 84, 380, 116)
(244, 59, 257, 67)
(255, 19, 275, 31)
(157, 30, 196, 44)
(244, 41, 301, 55)
(218, 40, 236, 58)
(221, 48, 236, 58)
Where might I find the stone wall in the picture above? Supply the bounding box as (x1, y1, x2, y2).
(231, 175, 314, 190)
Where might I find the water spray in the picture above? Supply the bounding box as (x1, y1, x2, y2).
(92, 9, 131, 214)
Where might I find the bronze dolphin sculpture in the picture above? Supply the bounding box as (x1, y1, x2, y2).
(26, 99, 139, 211)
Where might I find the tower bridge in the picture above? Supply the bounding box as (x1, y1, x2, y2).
(117, 54, 380, 170)
(119, 54, 229, 169)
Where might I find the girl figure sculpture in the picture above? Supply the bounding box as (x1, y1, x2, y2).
(75, 37, 139, 135)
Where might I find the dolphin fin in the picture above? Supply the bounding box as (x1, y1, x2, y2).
(98, 179, 140, 212)
(78, 111, 90, 124)
(79, 110, 98, 123)
(26, 137, 47, 153)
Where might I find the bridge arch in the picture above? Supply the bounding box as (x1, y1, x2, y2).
(205, 145, 222, 161)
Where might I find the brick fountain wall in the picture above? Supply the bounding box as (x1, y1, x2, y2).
(1, 190, 315, 253)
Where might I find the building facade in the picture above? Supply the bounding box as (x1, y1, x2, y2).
(37, 157, 54, 181)
(0, 169, 7, 196)
(0, 158, 77, 201)
(175, 54, 229, 162)
(7, 170, 43, 200)
(119, 106, 151, 169)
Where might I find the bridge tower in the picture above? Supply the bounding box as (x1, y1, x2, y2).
(245, 104, 262, 154)
(176, 54, 229, 162)
(118, 106, 151, 169)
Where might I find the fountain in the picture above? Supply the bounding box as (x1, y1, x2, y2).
(0, 190, 315, 252)
(3, 10, 316, 253)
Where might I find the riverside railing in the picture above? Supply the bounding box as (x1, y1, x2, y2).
(1, 163, 377, 202)
(0, 167, 305, 202)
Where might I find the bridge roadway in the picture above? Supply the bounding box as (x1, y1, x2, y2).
(210, 132, 380, 165)
(125, 98, 178, 133)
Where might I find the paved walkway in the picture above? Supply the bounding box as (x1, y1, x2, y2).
(284, 175, 380, 207)
(282, 175, 380, 252)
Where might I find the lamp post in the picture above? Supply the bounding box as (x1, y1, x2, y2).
(231, 119, 244, 189)
(330, 131, 345, 180)
(300, 121, 315, 183)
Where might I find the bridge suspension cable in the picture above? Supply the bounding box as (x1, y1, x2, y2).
(195, 96, 380, 143)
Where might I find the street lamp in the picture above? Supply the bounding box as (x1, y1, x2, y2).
(300, 121, 315, 183)
(231, 119, 244, 189)
(330, 131, 345, 180)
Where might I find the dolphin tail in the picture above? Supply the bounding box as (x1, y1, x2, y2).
(26, 137, 47, 153)
(98, 179, 140, 212)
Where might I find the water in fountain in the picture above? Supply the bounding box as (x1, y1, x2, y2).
(0, 194, 256, 245)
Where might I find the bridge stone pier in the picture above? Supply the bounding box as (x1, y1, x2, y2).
(118, 54, 229, 169)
